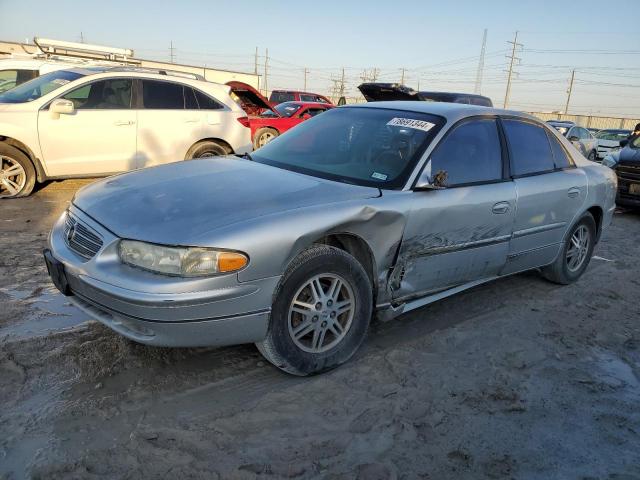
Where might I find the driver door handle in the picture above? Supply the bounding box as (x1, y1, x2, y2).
(492, 202, 511, 214)
(567, 187, 580, 198)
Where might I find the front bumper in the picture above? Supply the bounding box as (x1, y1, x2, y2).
(47, 206, 278, 347)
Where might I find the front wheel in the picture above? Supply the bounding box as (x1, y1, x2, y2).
(541, 212, 596, 285)
(0, 143, 36, 198)
(257, 245, 373, 376)
(185, 140, 230, 159)
(588, 150, 597, 162)
(253, 128, 279, 150)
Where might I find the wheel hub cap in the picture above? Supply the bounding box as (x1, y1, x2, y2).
(288, 273, 355, 353)
(566, 225, 590, 272)
(0, 156, 26, 197)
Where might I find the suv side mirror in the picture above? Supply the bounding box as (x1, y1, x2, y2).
(619, 139, 629, 148)
(50, 98, 75, 117)
(568, 135, 580, 142)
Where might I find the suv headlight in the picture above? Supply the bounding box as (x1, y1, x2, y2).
(118, 240, 248, 277)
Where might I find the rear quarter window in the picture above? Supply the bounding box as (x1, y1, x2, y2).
(546, 130, 574, 169)
(503, 119, 556, 176)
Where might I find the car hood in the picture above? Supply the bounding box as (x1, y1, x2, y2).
(73, 157, 379, 245)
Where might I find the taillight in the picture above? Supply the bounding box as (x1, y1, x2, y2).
(236, 116, 250, 128)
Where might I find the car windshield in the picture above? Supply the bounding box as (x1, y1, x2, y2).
(275, 103, 302, 117)
(251, 107, 444, 189)
(0, 70, 85, 103)
(595, 130, 631, 141)
(550, 124, 570, 135)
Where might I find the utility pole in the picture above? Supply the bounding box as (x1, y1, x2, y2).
(80, 32, 85, 43)
(564, 69, 576, 114)
(474, 28, 487, 94)
(304, 67, 309, 91)
(263, 48, 269, 97)
(371, 68, 379, 82)
(254, 47, 258, 75)
(400, 68, 406, 85)
(503, 31, 522, 109)
(339, 67, 345, 98)
(169, 41, 176, 63)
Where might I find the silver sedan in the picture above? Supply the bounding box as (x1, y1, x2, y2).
(45, 102, 617, 375)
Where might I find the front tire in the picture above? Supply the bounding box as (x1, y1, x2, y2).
(185, 140, 230, 159)
(541, 212, 596, 285)
(0, 143, 36, 198)
(588, 150, 597, 162)
(253, 128, 279, 150)
(257, 245, 373, 376)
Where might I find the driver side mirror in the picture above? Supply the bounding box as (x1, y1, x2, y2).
(568, 135, 580, 143)
(619, 139, 629, 148)
(50, 98, 75, 118)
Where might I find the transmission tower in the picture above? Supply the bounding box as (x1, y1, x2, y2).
(474, 29, 487, 94)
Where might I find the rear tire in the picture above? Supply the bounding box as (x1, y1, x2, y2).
(256, 245, 373, 376)
(185, 140, 230, 159)
(0, 143, 36, 198)
(253, 128, 279, 150)
(541, 212, 596, 285)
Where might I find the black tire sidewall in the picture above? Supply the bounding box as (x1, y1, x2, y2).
(253, 128, 278, 149)
(268, 248, 372, 375)
(560, 214, 596, 282)
(187, 142, 227, 159)
(0, 143, 36, 198)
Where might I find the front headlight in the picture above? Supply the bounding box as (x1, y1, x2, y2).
(118, 240, 248, 277)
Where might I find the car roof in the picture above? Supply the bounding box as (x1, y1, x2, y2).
(547, 120, 575, 125)
(346, 100, 535, 123)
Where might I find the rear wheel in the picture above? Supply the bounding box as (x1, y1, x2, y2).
(185, 140, 230, 159)
(541, 212, 596, 284)
(253, 128, 278, 149)
(0, 143, 36, 198)
(256, 245, 372, 376)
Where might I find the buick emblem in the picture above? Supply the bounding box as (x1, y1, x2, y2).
(67, 225, 76, 242)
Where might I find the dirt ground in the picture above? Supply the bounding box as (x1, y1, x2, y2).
(1, 179, 639, 480)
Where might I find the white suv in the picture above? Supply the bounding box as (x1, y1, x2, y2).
(0, 67, 252, 197)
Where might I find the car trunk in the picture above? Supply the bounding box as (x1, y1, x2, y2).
(226, 81, 277, 117)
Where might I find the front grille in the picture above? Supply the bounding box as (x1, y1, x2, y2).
(63, 213, 103, 261)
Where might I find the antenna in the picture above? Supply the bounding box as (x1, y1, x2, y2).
(474, 29, 487, 94)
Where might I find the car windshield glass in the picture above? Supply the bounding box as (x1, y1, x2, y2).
(251, 107, 445, 189)
(595, 130, 630, 141)
(275, 103, 301, 117)
(550, 125, 570, 135)
(0, 70, 85, 103)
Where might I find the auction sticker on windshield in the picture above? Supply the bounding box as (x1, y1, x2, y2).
(386, 117, 435, 132)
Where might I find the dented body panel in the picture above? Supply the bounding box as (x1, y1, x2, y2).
(47, 102, 617, 347)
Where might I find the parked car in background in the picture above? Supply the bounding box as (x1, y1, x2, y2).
(269, 89, 332, 105)
(358, 82, 493, 106)
(250, 101, 333, 148)
(587, 127, 600, 135)
(601, 136, 640, 208)
(594, 129, 631, 160)
(44, 102, 616, 376)
(547, 120, 598, 161)
(0, 67, 252, 197)
(0, 58, 103, 93)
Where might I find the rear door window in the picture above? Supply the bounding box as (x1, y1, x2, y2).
(547, 130, 574, 169)
(142, 80, 184, 109)
(270, 91, 295, 103)
(300, 94, 316, 102)
(428, 118, 503, 186)
(503, 119, 555, 176)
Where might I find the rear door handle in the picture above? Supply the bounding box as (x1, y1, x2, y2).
(492, 201, 511, 214)
(114, 120, 134, 126)
(567, 187, 580, 198)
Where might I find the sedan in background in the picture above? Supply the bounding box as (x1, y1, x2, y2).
(45, 102, 616, 376)
(547, 120, 598, 161)
(595, 129, 631, 160)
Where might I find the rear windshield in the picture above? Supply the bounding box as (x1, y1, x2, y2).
(252, 107, 445, 189)
(0, 70, 85, 103)
(270, 91, 295, 104)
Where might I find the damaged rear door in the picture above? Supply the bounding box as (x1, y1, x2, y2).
(392, 117, 516, 300)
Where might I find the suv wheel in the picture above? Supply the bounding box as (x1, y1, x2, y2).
(0, 143, 36, 198)
(257, 245, 373, 376)
(185, 140, 230, 159)
(541, 212, 596, 284)
(253, 128, 278, 149)
(587, 150, 597, 162)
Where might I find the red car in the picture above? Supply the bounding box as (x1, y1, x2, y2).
(227, 82, 333, 149)
(269, 90, 332, 105)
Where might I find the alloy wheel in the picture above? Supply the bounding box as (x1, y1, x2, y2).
(258, 131, 275, 147)
(566, 225, 590, 272)
(288, 273, 355, 353)
(0, 156, 26, 197)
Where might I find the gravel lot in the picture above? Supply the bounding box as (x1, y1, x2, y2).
(1, 179, 639, 480)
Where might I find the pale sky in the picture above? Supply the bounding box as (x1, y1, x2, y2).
(1, 0, 639, 117)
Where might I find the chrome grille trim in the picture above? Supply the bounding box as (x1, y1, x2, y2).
(63, 213, 104, 261)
